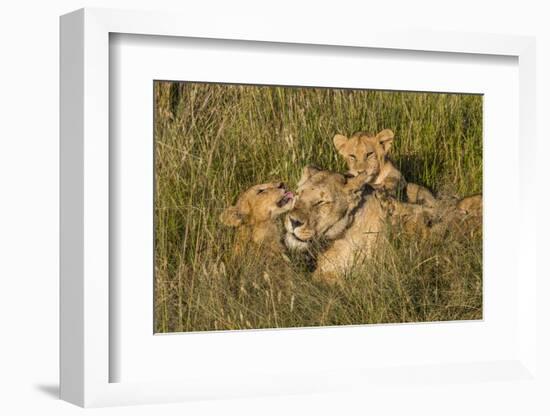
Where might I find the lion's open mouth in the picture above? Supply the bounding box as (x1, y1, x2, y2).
(277, 191, 294, 208)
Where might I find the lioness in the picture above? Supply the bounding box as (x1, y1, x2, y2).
(284, 166, 386, 284)
(333, 129, 436, 207)
(220, 182, 294, 256)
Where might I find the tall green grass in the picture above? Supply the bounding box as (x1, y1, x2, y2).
(154, 81, 482, 333)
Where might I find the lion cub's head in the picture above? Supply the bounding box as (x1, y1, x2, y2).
(220, 182, 294, 228)
(333, 129, 395, 179)
(284, 166, 366, 251)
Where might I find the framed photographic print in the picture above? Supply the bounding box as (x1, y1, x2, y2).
(60, 8, 539, 409)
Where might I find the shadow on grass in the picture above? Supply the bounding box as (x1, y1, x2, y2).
(396, 153, 442, 192)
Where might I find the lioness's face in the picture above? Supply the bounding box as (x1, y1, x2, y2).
(220, 182, 294, 227)
(284, 167, 353, 251)
(333, 129, 395, 179)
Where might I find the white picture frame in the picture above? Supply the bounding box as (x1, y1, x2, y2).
(60, 7, 538, 408)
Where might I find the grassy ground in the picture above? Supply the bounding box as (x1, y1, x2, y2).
(154, 81, 482, 333)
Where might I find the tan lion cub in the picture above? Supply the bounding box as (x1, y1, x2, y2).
(457, 194, 482, 216)
(220, 182, 294, 256)
(333, 129, 436, 207)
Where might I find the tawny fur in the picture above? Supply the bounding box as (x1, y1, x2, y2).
(333, 130, 436, 207)
(284, 167, 480, 284)
(220, 182, 294, 257)
(284, 167, 388, 284)
(456, 194, 482, 216)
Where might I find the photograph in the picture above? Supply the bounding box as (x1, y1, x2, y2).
(154, 81, 483, 333)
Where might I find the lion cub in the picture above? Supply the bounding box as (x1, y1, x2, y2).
(220, 182, 294, 256)
(457, 194, 482, 217)
(333, 129, 436, 207)
(450, 194, 483, 233)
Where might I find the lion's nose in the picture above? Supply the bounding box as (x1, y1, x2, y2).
(289, 217, 303, 229)
(278, 182, 285, 189)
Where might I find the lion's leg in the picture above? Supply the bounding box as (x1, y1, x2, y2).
(312, 234, 378, 285)
(405, 182, 419, 203)
(416, 186, 436, 207)
(376, 172, 406, 200)
(406, 183, 436, 207)
(312, 239, 355, 285)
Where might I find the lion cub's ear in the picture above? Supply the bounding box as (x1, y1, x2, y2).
(333, 134, 348, 154)
(220, 206, 245, 227)
(376, 129, 395, 153)
(297, 165, 322, 187)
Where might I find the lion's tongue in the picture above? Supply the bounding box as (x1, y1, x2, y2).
(284, 191, 294, 199)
